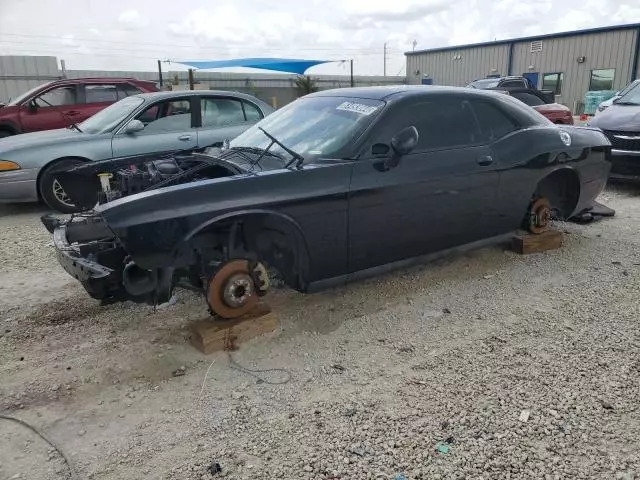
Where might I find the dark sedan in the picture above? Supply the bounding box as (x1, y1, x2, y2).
(45, 86, 611, 319)
(588, 82, 640, 182)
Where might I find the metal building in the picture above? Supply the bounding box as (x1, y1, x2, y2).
(405, 23, 640, 113)
(0, 56, 60, 102)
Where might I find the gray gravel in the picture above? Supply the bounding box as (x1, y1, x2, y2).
(1, 184, 640, 480)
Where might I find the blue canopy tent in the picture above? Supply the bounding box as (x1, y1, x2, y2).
(177, 57, 332, 75)
(157, 57, 354, 89)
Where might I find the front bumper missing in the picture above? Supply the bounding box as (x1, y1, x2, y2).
(53, 225, 117, 299)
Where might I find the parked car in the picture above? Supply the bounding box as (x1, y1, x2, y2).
(0, 77, 158, 137)
(588, 81, 640, 181)
(491, 88, 573, 124)
(595, 79, 640, 115)
(467, 76, 555, 103)
(0, 90, 274, 212)
(43, 86, 611, 318)
(467, 76, 535, 90)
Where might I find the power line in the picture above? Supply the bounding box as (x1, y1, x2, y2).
(0, 32, 404, 54)
(0, 41, 404, 63)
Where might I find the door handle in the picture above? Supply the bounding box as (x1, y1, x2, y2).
(64, 110, 80, 116)
(477, 155, 494, 166)
(178, 135, 191, 141)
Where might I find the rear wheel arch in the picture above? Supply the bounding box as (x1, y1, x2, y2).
(0, 122, 19, 137)
(184, 210, 311, 291)
(532, 167, 581, 220)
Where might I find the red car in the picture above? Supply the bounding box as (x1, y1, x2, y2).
(0, 77, 158, 138)
(497, 88, 574, 125)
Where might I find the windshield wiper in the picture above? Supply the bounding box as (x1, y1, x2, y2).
(229, 146, 286, 161)
(613, 101, 640, 106)
(258, 127, 305, 168)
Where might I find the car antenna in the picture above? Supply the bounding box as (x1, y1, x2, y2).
(258, 127, 304, 168)
(32, 95, 83, 133)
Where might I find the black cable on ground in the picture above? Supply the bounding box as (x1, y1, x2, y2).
(227, 352, 291, 385)
(0, 414, 79, 480)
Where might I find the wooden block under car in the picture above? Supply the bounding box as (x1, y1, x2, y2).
(511, 229, 563, 254)
(189, 303, 277, 354)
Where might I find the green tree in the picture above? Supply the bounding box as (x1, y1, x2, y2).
(294, 75, 319, 96)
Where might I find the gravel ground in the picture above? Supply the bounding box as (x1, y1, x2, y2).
(1, 184, 639, 480)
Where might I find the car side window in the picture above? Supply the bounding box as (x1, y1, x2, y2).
(501, 80, 525, 88)
(135, 99, 192, 133)
(414, 99, 482, 150)
(201, 98, 246, 127)
(35, 86, 77, 107)
(370, 98, 482, 154)
(470, 100, 519, 142)
(243, 101, 263, 122)
(511, 92, 546, 107)
(85, 84, 118, 103)
(117, 84, 143, 100)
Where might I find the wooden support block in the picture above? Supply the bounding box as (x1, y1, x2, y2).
(511, 229, 563, 254)
(189, 303, 277, 354)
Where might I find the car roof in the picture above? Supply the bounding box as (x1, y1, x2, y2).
(308, 85, 505, 102)
(134, 90, 265, 101)
(48, 77, 155, 86)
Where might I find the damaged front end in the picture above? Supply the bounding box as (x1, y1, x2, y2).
(53, 148, 244, 212)
(43, 212, 174, 304)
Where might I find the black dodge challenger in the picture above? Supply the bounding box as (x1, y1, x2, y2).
(44, 86, 612, 318)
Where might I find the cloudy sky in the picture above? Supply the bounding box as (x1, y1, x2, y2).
(0, 0, 639, 76)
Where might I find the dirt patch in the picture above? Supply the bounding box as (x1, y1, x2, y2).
(1, 185, 640, 479)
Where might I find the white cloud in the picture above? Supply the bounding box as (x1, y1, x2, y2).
(0, 0, 639, 75)
(118, 9, 148, 29)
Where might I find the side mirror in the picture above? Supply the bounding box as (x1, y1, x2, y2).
(28, 100, 38, 113)
(124, 119, 145, 134)
(390, 126, 419, 156)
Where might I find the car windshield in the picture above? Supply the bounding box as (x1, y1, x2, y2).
(6, 82, 53, 106)
(467, 79, 501, 89)
(614, 82, 640, 106)
(618, 80, 640, 97)
(229, 96, 385, 160)
(79, 96, 144, 134)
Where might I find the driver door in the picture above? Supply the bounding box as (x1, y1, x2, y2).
(19, 84, 80, 132)
(111, 97, 198, 157)
(348, 96, 501, 273)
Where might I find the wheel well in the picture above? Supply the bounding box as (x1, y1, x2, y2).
(535, 169, 581, 219)
(189, 213, 310, 291)
(0, 125, 17, 135)
(36, 156, 90, 199)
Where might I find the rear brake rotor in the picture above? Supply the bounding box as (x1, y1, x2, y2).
(528, 197, 552, 234)
(207, 259, 264, 319)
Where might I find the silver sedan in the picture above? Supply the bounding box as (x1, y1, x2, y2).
(0, 90, 274, 212)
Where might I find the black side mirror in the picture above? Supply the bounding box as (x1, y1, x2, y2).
(390, 126, 419, 156)
(28, 100, 38, 113)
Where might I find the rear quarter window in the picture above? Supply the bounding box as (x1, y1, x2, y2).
(495, 94, 551, 126)
(470, 100, 518, 142)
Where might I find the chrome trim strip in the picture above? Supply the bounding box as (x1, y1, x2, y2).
(611, 149, 640, 156)
(613, 134, 640, 140)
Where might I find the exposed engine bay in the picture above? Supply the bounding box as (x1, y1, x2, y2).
(53, 148, 248, 211)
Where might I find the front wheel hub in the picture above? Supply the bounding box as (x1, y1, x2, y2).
(206, 259, 267, 319)
(528, 197, 552, 234)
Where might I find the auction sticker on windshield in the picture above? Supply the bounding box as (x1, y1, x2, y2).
(336, 101, 379, 115)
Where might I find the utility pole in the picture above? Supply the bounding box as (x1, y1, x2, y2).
(383, 42, 387, 76)
(350, 59, 354, 87)
(188, 68, 195, 90)
(157, 60, 163, 88)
